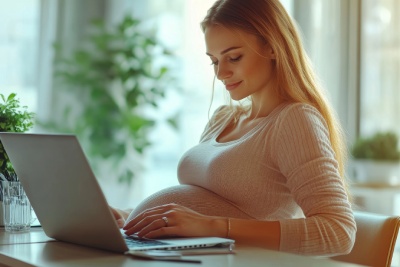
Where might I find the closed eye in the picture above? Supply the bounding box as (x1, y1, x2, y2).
(210, 55, 242, 66)
(229, 55, 242, 62)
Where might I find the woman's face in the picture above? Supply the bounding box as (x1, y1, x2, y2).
(204, 25, 276, 101)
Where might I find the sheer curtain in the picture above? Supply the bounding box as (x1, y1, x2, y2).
(37, 0, 107, 123)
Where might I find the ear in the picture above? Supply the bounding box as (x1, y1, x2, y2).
(262, 44, 275, 60)
(267, 45, 276, 60)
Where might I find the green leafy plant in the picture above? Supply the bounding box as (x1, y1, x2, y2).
(0, 93, 35, 181)
(41, 15, 178, 184)
(351, 131, 400, 161)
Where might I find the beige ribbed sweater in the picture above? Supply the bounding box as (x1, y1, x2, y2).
(131, 102, 356, 256)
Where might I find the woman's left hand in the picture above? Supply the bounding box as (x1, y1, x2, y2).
(122, 203, 226, 239)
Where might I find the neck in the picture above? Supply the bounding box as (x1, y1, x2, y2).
(248, 97, 284, 119)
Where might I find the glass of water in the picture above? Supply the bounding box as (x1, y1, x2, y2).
(1, 181, 32, 232)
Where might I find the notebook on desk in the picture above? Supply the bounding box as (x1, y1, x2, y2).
(0, 133, 234, 253)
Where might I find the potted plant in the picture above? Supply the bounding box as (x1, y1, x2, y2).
(351, 131, 400, 186)
(0, 93, 35, 225)
(40, 15, 178, 185)
(0, 93, 36, 182)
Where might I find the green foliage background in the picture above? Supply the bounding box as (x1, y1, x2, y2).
(41, 15, 178, 184)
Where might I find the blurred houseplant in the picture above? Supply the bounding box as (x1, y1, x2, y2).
(0, 93, 35, 193)
(351, 131, 400, 185)
(40, 15, 178, 184)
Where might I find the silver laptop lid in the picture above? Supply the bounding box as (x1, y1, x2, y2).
(0, 133, 128, 253)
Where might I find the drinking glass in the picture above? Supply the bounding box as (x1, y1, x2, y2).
(1, 181, 32, 232)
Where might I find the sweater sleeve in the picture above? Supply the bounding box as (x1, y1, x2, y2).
(272, 104, 356, 256)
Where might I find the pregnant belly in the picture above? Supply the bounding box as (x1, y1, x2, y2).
(129, 184, 253, 219)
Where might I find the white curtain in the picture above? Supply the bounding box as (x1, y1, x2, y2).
(37, 0, 107, 123)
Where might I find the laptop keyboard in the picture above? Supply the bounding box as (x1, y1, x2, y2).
(124, 235, 169, 248)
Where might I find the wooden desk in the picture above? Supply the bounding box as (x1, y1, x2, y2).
(0, 228, 364, 267)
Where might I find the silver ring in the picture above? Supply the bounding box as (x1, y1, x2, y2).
(162, 216, 168, 227)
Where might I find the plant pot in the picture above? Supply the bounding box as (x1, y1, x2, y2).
(352, 160, 400, 186)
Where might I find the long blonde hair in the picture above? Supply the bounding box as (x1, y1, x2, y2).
(201, 0, 348, 179)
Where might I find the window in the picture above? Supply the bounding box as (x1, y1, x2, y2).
(0, 1, 40, 113)
(359, 0, 400, 137)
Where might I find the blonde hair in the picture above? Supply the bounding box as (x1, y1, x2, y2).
(201, 0, 348, 179)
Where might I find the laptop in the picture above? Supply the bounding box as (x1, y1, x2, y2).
(0, 132, 234, 253)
